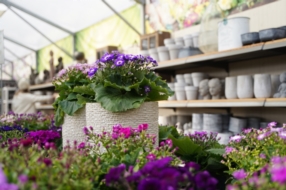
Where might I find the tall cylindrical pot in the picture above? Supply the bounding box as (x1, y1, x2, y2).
(229, 117, 247, 134)
(237, 75, 253, 99)
(254, 74, 272, 98)
(225, 76, 237, 99)
(192, 113, 203, 131)
(203, 114, 222, 132)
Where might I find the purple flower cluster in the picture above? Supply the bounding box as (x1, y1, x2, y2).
(26, 130, 61, 145)
(111, 123, 149, 140)
(105, 157, 218, 190)
(187, 131, 220, 149)
(271, 156, 286, 184)
(0, 168, 18, 190)
(232, 169, 247, 180)
(99, 51, 158, 67)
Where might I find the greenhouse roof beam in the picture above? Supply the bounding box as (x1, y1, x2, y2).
(7, 6, 74, 58)
(0, 0, 74, 35)
(101, 0, 141, 36)
(4, 36, 35, 51)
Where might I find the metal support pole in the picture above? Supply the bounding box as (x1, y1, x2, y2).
(8, 7, 74, 58)
(101, 0, 142, 36)
(0, 31, 3, 114)
(4, 36, 35, 51)
(0, 0, 74, 35)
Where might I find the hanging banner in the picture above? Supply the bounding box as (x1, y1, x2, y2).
(146, 0, 277, 31)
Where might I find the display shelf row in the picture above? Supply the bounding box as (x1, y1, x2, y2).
(156, 38, 286, 71)
(158, 98, 286, 108)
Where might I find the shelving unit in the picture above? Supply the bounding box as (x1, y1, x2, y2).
(155, 38, 286, 124)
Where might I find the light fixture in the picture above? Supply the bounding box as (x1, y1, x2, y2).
(0, 3, 8, 17)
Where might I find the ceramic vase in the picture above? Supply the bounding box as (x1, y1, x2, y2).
(254, 74, 272, 98)
(225, 76, 237, 99)
(237, 75, 253, 99)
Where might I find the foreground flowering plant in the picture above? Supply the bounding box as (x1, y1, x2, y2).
(222, 122, 286, 177)
(53, 52, 173, 126)
(84, 123, 182, 171)
(227, 156, 286, 190)
(105, 157, 218, 190)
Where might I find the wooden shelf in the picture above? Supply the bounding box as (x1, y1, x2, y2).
(155, 38, 286, 71)
(159, 98, 286, 108)
(36, 104, 54, 110)
(29, 83, 54, 91)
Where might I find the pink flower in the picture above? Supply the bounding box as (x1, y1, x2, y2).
(225, 146, 235, 154)
(138, 123, 148, 132)
(119, 127, 133, 138)
(229, 135, 245, 143)
(232, 169, 247, 180)
(146, 153, 156, 161)
(166, 139, 173, 148)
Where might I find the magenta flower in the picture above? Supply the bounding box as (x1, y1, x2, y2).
(138, 123, 148, 132)
(83, 127, 89, 135)
(232, 169, 247, 180)
(78, 142, 85, 149)
(271, 166, 286, 184)
(257, 132, 271, 140)
(243, 128, 252, 134)
(119, 127, 133, 138)
(166, 139, 173, 148)
(146, 153, 156, 161)
(18, 174, 28, 184)
(105, 164, 126, 185)
(0, 168, 18, 190)
(225, 146, 235, 154)
(279, 131, 286, 140)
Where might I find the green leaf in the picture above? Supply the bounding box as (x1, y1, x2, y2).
(54, 106, 65, 126)
(67, 93, 78, 101)
(59, 100, 84, 116)
(168, 135, 202, 156)
(94, 84, 146, 112)
(206, 148, 225, 156)
(205, 157, 227, 171)
(73, 85, 95, 96)
(76, 94, 87, 105)
(159, 126, 180, 141)
(104, 79, 141, 92)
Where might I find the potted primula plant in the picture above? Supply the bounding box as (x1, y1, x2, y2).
(53, 51, 173, 146)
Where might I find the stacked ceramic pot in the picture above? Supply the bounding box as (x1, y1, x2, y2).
(192, 113, 203, 132)
(203, 114, 223, 133)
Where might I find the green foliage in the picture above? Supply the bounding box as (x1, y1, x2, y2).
(0, 130, 24, 142)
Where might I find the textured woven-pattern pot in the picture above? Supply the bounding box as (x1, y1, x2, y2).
(86, 102, 159, 145)
(62, 107, 86, 148)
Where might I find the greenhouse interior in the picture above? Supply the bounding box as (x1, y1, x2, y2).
(0, 0, 286, 189)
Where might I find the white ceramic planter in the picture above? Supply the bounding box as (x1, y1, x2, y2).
(86, 102, 159, 146)
(183, 73, 193, 85)
(175, 89, 186, 100)
(203, 114, 222, 132)
(148, 48, 159, 62)
(254, 74, 272, 98)
(192, 113, 203, 131)
(271, 74, 280, 97)
(176, 74, 185, 83)
(183, 35, 193, 47)
(237, 75, 253, 99)
(225, 76, 238, 99)
(139, 50, 150, 57)
(218, 17, 250, 51)
(167, 83, 176, 100)
(175, 37, 185, 46)
(185, 86, 198, 100)
(174, 82, 186, 88)
(229, 117, 247, 134)
(157, 46, 170, 62)
(164, 38, 175, 47)
(62, 107, 86, 148)
(191, 72, 207, 87)
(168, 44, 183, 60)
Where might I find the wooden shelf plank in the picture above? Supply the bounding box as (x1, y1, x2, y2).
(263, 38, 286, 50)
(29, 83, 54, 91)
(265, 98, 286, 107)
(36, 104, 54, 110)
(159, 99, 266, 108)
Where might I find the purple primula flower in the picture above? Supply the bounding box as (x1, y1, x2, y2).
(144, 86, 151, 93)
(146, 153, 156, 161)
(18, 174, 28, 184)
(138, 123, 148, 131)
(114, 58, 125, 67)
(279, 131, 286, 140)
(271, 165, 286, 184)
(229, 135, 245, 143)
(166, 139, 173, 148)
(257, 131, 271, 140)
(100, 53, 115, 62)
(194, 171, 214, 189)
(268, 121, 277, 127)
(225, 146, 235, 154)
(146, 56, 158, 66)
(124, 54, 137, 61)
(105, 164, 126, 185)
(271, 156, 282, 164)
(83, 127, 89, 135)
(78, 142, 85, 149)
(185, 162, 200, 171)
(58, 69, 67, 77)
(88, 68, 98, 77)
(243, 128, 252, 134)
(232, 169, 247, 180)
(138, 178, 161, 190)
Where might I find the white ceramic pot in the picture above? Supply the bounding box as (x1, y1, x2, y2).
(225, 76, 238, 99)
(183, 35, 193, 47)
(192, 32, 199, 48)
(183, 73, 193, 85)
(229, 117, 247, 134)
(174, 82, 186, 88)
(237, 75, 253, 99)
(271, 74, 280, 97)
(254, 74, 272, 98)
(218, 17, 250, 51)
(175, 37, 185, 46)
(140, 50, 150, 57)
(175, 88, 186, 100)
(157, 46, 170, 62)
(203, 114, 222, 132)
(167, 83, 176, 100)
(62, 107, 86, 148)
(191, 72, 207, 87)
(176, 74, 185, 83)
(86, 102, 159, 146)
(192, 113, 203, 131)
(148, 48, 159, 62)
(164, 38, 175, 47)
(185, 86, 198, 100)
(168, 44, 183, 60)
